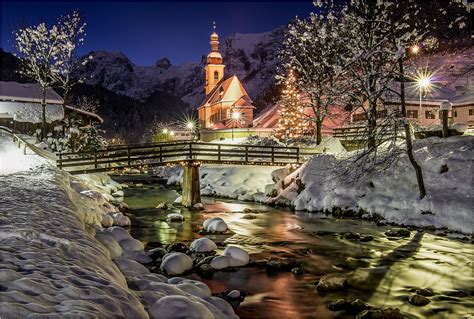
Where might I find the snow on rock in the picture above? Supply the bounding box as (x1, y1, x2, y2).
(114, 258, 150, 277)
(101, 214, 114, 227)
(113, 212, 131, 226)
(149, 295, 214, 319)
(166, 213, 185, 222)
(95, 230, 123, 259)
(223, 246, 250, 267)
(160, 253, 193, 275)
(210, 256, 231, 270)
(119, 237, 145, 252)
(174, 195, 183, 204)
(190, 237, 217, 253)
(106, 226, 133, 242)
(112, 190, 125, 197)
(203, 217, 228, 233)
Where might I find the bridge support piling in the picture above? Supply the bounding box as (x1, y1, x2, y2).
(181, 161, 201, 208)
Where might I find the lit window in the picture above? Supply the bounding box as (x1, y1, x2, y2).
(214, 71, 219, 80)
(469, 109, 474, 116)
(425, 111, 435, 119)
(407, 110, 418, 118)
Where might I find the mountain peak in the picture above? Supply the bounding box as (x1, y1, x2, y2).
(154, 58, 171, 69)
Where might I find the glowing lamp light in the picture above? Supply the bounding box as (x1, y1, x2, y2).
(163, 128, 168, 134)
(418, 76, 432, 89)
(169, 131, 175, 136)
(186, 122, 194, 129)
(411, 45, 420, 54)
(231, 111, 241, 121)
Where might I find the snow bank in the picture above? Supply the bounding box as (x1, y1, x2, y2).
(0, 156, 147, 317)
(273, 136, 474, 233)
(223, 246, 250, 267)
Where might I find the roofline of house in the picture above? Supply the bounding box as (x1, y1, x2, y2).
(0, 96, 63, 105)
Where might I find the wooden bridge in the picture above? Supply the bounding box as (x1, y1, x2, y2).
(57, 141, 320, 207)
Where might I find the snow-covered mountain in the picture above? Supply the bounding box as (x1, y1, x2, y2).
(75, 28, 285, 109)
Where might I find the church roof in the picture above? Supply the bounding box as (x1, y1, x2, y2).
(198, 75, 254, 109)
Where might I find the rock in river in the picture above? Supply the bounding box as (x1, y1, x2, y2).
(316, 273, 347, 292)
(408, 294, 431, 306)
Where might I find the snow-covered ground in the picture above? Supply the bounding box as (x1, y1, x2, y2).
(157, 136, 473, 234)
(0, 132, 238, 318)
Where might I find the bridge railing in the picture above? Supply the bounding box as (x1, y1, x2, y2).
(57, 142, 321, 174)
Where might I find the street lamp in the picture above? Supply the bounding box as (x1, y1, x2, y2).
(231, 110, 241, 140)
(186, 121, 195, 140)
(411, 45, 420, 55)
(416, 75, 432, 123)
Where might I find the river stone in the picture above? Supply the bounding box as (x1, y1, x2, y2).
(197, 264, 214, 277)
(385, 229, 411, 238)
(408, 294, 431, 306)
(343, 232, 360, 240)
(349, 299, 369, 313)
(146, 241, 163, 250)
(327, 299, 347, 311)
(167, 242, 188, 253)
(347, 267, 388, 290)
(148, 248, 168, 262)
(316, 273, 347, 292)
(416, 288, 435, 297)
(291, 267, 304, 276)
(266, 257, 298, 272)
(360, 235, 374, 242)
(356, 307, 404, 319)
(210, 256, 231, 270)
(101, 214, 114, 227)
(196, 255, 215, 268)
(156, 202, 172, 210)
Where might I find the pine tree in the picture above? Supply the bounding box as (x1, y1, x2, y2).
(275, 71, 306, 140)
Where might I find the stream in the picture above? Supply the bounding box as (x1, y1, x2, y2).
(114, 176, 473, 319)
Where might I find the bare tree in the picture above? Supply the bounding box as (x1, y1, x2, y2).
(74, 95, 99, 114)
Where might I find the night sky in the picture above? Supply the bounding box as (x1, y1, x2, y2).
(1, 1, 316, 65)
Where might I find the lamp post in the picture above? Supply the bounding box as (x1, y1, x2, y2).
(440, 101, 452, 138)
(231, 110, 241, 140)
(417, 76, 432, 123)
(162, 128, 169, 141)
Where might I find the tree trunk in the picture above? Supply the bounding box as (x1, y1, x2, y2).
(367, 100, 377, 150)
(399, 58, 426, 199)
(316, 120, 322, 145)
(41, 87, 47, 140)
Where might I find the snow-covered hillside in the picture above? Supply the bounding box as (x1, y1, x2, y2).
(74, 28, 284, 108)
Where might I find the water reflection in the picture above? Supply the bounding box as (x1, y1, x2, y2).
(122, 183, 474, 319)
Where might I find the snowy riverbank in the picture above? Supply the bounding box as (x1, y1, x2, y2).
(155, 136, 473, 234)
(0, 133, 238, 318)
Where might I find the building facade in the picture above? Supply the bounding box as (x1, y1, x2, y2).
(197, 27, 254, 130)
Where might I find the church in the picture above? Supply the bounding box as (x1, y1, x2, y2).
(197, 26, 255, 129)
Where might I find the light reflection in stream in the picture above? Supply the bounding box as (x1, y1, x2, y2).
(120, 182, 473, 319)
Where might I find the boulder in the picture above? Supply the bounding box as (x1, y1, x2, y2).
(190, 238, 217, 253)
(416, 288, 435, 297)
(101, 214, 114, 227)
(156, 202, 172, 210)
(316, 273, 347, 292)
(160, 253, 193, 275)
(119, 238, 145, 252)
(112, 190, 124, 197)
(356, 308, 404, 319)
(408, 294, 431, 306)
(223, 246, 249, 267)
(210, 256, 231, 270)
(113, 213, 131, 226)
(203, 217, 228, 233)
(114, 258, 150, 277)
(266, 257, 299, 272)
(148, 247, 168, 261)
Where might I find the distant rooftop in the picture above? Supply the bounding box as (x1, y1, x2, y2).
(0, 81, 63, 104)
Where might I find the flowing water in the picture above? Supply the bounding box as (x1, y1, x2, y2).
(117, 178, 473, 319)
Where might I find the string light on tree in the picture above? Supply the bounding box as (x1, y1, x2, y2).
(275, 70, 305, 140)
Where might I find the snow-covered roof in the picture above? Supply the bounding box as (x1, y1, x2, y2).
(0, 81, 63, 104)
(198, 75, 254, 109)
(0, 101, 64, 123)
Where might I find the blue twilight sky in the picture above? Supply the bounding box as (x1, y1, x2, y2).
(1, 1, 317, 65)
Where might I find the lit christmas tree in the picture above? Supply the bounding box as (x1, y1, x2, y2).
(275, 70, 306, 140)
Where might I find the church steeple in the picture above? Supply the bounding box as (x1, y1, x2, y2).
(205, 21, 225, 95)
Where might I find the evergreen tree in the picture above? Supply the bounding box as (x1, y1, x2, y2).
(275, 71, 306, 140)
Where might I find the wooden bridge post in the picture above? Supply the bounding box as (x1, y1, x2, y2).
(181, 161, 201, 208)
